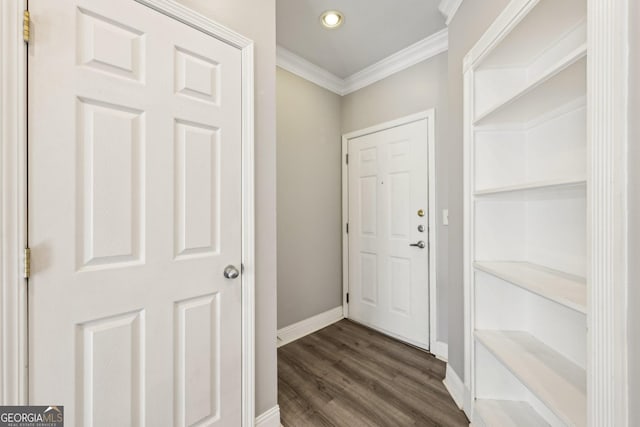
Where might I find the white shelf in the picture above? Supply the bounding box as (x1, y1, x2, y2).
(474, 261, 586, 314)
(475, 399, 549, 427)
(474, 177, 586, 198)
(478, 0, 585, 69)
(474, 46, 586, 126)
(475, 330, 586, 427)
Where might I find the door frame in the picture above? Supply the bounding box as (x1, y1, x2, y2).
(0, 1, 257, 425)
(341, 110, 444, 357)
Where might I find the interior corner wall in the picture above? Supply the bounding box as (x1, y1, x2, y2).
(446, 0, 509, 380)
(174, 0, 278, 416)
(276, 68, 343, 328)
(628, 0, 639, 423)
(341, 52, 451, 345)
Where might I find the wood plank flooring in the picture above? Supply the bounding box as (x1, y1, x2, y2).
(278, 320, 469, 426)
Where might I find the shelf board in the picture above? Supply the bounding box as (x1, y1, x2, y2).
(474, 261, 586, 314)
(477, 1, 585, 69)
(474, 45, 587, 126)
(474, 177, 586, 198)
(475, 330, 586, 427)
(475, 399, 549, 427)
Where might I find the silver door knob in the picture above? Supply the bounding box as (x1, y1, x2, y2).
(223, 265, 240, 279)
(410, 241, 426, 249)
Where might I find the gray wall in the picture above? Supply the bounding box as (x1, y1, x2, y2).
(341, 53, 450, 343)
(628, 0, 639, 423)
(446, 0, 509, 379)
(174, 0, 278, 415)
(276, 68, 343, 328)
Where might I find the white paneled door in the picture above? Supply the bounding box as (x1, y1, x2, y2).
(28, 0, 243, 425)
(348, 119, 430, 348)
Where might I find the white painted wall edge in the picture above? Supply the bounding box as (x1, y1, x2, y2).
(432, 340, 449, 362)
(443, 364, 465, 410)
(277, 306, 344, 347)
(464, 385, 473, 420)
(438, 0, 464, 25)
(255, 405, 281, 427)
(276, 28, 448, 96)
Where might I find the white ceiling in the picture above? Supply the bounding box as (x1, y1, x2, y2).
(276, 0, 447, 78)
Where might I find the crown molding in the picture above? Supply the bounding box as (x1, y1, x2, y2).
(342, 28, 448, 95)
(276, 28, 448, 96)
(439, 0, 464, 25)
(276, 46, 344, 95)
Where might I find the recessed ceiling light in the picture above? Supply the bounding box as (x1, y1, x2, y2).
(320, 10, 344, 29)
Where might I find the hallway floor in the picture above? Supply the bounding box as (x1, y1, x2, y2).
(278, 319, 469, 426)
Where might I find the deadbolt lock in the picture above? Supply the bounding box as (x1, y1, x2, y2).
(417, 209, 425, 217)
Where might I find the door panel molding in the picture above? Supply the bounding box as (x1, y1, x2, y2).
(0, 2, 255, 425)
(341, 110, 443, 358)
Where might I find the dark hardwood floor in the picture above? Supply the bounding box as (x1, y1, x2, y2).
(278, 319, 469, 426)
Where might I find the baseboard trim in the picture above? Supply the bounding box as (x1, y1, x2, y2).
(443, 364, 464, 410)
(255, 405, 281, 427)
(432, 340, 448, 362)
(277, 306, 343, 347)
(463, 384, 473, 420)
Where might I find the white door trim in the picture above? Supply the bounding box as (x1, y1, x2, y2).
(0, 1, 256, 425)
(341, 110, 441, 355)
(586, 0, 630, 424)
(0, 0, 29, 405)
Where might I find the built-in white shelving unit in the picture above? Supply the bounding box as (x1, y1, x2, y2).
(464, 0, 587, 424)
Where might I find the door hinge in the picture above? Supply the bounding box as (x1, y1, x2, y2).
(346, 222, 349, 234)
(345, 154, 349, 164)
(23, 10, 30, 44)
(346, 293, 349, 304)
(23, 247, 31, 279)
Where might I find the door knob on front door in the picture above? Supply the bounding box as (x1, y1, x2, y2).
(224, 265, 240, 279)
(410, 241, 426, 249)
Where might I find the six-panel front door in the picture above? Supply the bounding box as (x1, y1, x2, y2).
(28, 0, 243, 425)
(348, 119, 430, 349)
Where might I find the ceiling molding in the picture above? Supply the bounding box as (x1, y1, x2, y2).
(342, 28, 448, 95)
(276, 28, 449, 96)
(438, 0, 464, 25)
(276, 46, 344, 95)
